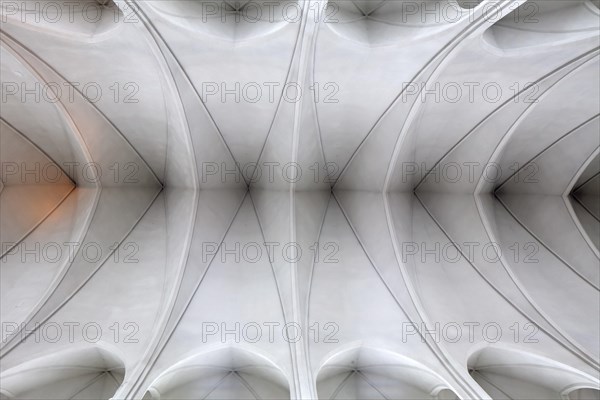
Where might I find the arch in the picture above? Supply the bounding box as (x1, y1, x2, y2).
(569, 152, 600, 250)
(1, 0, 123, 42)
(568, 387, 600, 400)
(142, 346, 290, 400)
(0, 345, 125, 400)
(325, 0, 464, 46)
(144, 0, 300, 41)
(468, 345, 600, 400)
(482, 0, 599, 53)
(316, 345, 459, 399)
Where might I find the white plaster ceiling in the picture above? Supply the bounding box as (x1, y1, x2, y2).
(0, 0, 599, 399)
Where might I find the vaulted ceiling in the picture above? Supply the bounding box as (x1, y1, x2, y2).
(0, 1, 599, 399)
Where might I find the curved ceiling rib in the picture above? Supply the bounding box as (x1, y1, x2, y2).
(0, 120, 74, 258)
(566, 151, 600, 256)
